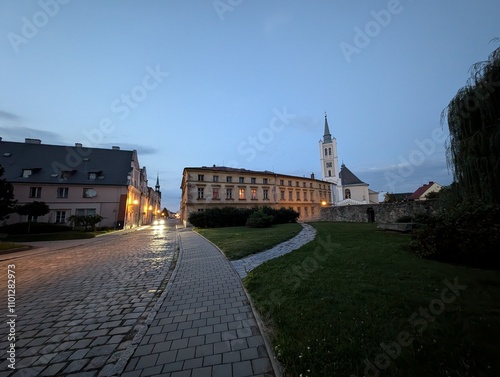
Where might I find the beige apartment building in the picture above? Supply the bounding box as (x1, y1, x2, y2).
(180, 166, 332, 225)
(0, 138, 161, 229)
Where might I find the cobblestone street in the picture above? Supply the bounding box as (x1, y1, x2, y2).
(0, 221, 178, 377)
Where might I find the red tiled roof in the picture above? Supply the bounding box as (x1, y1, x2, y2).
(409, 181, 434, 200)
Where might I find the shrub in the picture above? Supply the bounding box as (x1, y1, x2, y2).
(409, 201, 500, 267)
(246, 210, 274, 228)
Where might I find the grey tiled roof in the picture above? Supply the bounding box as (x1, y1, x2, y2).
(0, 140, 134, 186)
(339, 163, 366, 185)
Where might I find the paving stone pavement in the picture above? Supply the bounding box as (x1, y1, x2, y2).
(121, 228, 276, 377)
(231, 223, 317, 278)
(0, 222, 178, 377)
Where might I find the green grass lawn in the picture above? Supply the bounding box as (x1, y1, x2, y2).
(195, 223, 303, 260)
(0, 242, 29, 252)
(240, 222, 500, 377)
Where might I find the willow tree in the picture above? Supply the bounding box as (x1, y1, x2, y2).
(441, 44, 500, 205)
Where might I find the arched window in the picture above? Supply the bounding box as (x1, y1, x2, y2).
(345, 189, 351, 199)
(324, 148, 327, 156)
(328, 170, 331, 177)
(328, 148, 332, 156)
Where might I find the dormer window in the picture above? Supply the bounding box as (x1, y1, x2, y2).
(88, 172, 97, 180)
(87, 170, 102, 180)
(23, 169, 32, 178)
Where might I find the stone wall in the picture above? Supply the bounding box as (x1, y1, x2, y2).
(319, 200, 439, 223)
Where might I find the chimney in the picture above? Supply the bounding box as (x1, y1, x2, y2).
(25, 138, 41, 144)
(311, 172, 315, 180)
(75, 143, 83, 147)
(112, 146, 120, 150)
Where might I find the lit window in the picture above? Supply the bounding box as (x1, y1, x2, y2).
(239, 188, 245, 199)
(251, 189, 257, 200)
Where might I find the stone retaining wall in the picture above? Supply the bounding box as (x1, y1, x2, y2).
(319, 200, 439, 223)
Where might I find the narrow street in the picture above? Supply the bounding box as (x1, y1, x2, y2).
(0, 220, 179, 377)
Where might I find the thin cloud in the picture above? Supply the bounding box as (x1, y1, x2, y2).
(0, 126, 64, 144)
(0, 111, 20, 122)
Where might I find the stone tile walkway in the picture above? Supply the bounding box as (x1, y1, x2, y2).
(122, 229, 276, 377)
(231, 224, 317, 278)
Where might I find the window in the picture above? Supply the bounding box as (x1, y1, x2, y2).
(305, 207, 308, 216)
(226, 176, 232, 183)
(55, 211, 67, 224)
(251, 178, 256, 184)
(29, 187, 42, 198)
(296, 191, 301, 201)
(57, 187, 69, 198)
(288, 180, 292, 186)
(296, 181, 299, 187)
(226, 188, 233, 199)
(304, 191, 307, 201)
(251, 189, 257, 200)
(75, 208, 96, 216)
(83, 188, 97, 198)
(329, 147, 332, 155)
(263, 189, 269, 200)
(345, 189, 351, 199)
(263, 178, 268, 184)
(198, 175, 204, 181)
(303, 182, 306, 187)
(239, 177, 245, 183)
(288, 191, 293, 200)
(297, 207, 301, 215)
(213, 175, 219, 182)
(311, 206, 315, 215)
(23, 169, 32, 178)
(324, 148, 327, 156)
(239, 188, 245, 199)
(197, 187, 205, 199)
(310, 183, 313, 188)
(280, 190, 285, 200)
(88, 172, 97, 180)
(213, 188, 219, 200)
(328, 170, 332, 177)
(280, 179, 284, 185)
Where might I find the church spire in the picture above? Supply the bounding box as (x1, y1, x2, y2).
(323, 112, 332, 143)
(155, 173, 160, 193)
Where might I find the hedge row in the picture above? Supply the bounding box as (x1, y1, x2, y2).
(188, 206, 299, 228)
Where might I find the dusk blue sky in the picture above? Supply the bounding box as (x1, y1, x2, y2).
(1, 0, 499, 211)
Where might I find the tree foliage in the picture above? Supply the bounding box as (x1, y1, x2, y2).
(16, 201, 50, 233)
(441, 44, 500, 204)
(68, 214, 104, 231)
(0, 164, 17, 221)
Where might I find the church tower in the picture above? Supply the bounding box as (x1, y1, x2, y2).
(155, 174, 161, 197)
(319, 113, 341, 203)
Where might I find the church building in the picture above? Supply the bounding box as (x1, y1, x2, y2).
(319, 114, 379, 206)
